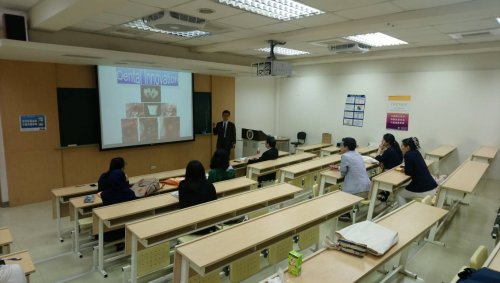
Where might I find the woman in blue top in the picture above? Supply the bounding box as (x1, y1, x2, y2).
(375, 133, 403, 201)
(397, 137, 437, 206)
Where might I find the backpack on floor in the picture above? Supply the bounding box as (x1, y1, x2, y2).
(457, 267, 500, 283)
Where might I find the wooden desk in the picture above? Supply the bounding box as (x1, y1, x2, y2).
(357, 145, 379, 155)
(173, 191, 363, 283)
(318, 162, 379, 196)
(276, 137, 290, 153)
(296, 143, 331, 155)
(424, 145, 456, 174)
(246, 152, 316, 181)
(427, 160, 489, 242)
(366, 160, 434, 221)
(484, 240, 500, 271)
(280, 154, 342, 187)
(51, 168, 185, 241)
(231, 151, 290, 177)
(127, 183, 302, 283)
(0, 227, 13, 254)
(319, 145, 340, 157)
(282, 202, 447, 283)
(1, 250, 35, 282)
(471, 145, 498, 164)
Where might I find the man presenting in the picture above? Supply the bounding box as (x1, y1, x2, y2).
(213, 110, 236, 154)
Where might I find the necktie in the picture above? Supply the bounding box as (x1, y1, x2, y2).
(223, 122, 227, 138)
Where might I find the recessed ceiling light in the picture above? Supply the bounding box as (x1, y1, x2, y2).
(215, 0, 324, 21)
(123, 20, 210, 37)
(256, 46, 309, 56)
(199, 8, 215, 14)
(344, 32, 408, 47)
(497, 17, 500, 24)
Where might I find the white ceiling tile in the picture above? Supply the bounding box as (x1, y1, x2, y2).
(292, 13, 348, 28)
(411, 39, 459, 47)
(142, 32, 187, 42)
(70, 20, 113, 31)
(253, 22, 303, 33)
(176, 38, 212, 46)
(0, 0, 40, 11)
(335, 2, 403, 20)
(129, 0, 189, 10)
(215, 12, 279, 28)
(107, 1, 161, 18)
(202, 33, 238, 43)
(434, 18, 500, 34)
(301, 0, 387, 12)
(88, 12, 134, 25)
(391, 0, 470, 11)
(169, 0, 244, 21)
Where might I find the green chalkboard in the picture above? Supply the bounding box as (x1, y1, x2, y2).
(193, 92, 211, 134)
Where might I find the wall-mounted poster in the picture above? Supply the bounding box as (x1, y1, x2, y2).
(19, 114, 46, 132)
(343, 94, 365, 127)
(386, 96, 411, 131)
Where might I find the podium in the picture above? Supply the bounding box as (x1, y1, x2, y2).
(242, 128, 267, 157)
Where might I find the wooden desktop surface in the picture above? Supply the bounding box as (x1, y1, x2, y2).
(0, 227, 13, 246)
(320, 145, 340, 153)
(372, 159, 434, 186)
(320, 162, 378, 180)
(357, 146, 379, 155)
(127, 183, 302, 248)
(51, 184, 96, 198)
(281, 154, 341, 175)
(296, 143, 331, 151)
(212, 176, 257, 196)
(485, 241, 500, 271)
(472, 146, 498, 159)
(247, 152, 316, 171)
(230, 151, 290, 167)
(175, 191, 362, 275)
(425, 145, 456, 158)
(284, 202, 447, 282)
(440, 160, 489, 193)
(1, 250, 35, 275)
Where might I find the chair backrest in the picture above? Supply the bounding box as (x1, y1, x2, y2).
(470, 245, 488, 269)
(322, 133, 332, 144)
(297, 131, 306, 142)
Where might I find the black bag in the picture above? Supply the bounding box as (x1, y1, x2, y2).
(457, 267, 500, 283)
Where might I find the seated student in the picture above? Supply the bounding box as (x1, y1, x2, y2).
(331, 137, 371, 221)
(375, 133, 403, 201)
(207, 149, 235, 183)
(178, 160, 218, 234)
(397, 137, 438, 206)
(97, 157, 136, 248)
(247, 136, 279, 184)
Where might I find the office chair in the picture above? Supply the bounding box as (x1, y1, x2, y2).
(291, 131, 306, 148)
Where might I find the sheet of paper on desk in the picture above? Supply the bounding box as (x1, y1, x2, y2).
(170, 191, 179, 199)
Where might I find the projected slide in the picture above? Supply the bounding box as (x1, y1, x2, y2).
(98, 66, 193, 149)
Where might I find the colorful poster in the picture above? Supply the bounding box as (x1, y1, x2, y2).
(386, 96, 411, 131)
(19, 114, 46, 132)
(343, 94, 365, 127)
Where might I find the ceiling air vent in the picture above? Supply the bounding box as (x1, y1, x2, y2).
(448, 28, 500, 39)
(328, 43, 371, 54)
(143, 11, 206, 32)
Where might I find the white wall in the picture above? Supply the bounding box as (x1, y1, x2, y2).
(235, 52, 500, 178)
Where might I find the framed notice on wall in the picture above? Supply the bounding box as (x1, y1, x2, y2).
(343, 94, 365, 127)
(19, 114, 46, 132)
(386, 96, 411, 131)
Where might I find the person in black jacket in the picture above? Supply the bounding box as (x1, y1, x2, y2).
(178, 160, 218, 234)
(375, 133, 403, 201)
(397, 137, 438, 206)
(248, 136, 279, 184)
(97, 157, 136, 246)
(212, 110, 236, 154)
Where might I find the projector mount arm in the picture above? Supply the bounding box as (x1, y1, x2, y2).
(267, 40, 286, 60)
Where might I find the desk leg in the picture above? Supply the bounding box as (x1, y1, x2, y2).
(98, 219, 107, 277)
(73, 208, 83, 257)
(318, 176, 326, 196)
(426, 156, 440, 175)
(367, 181, 380, 221)
(56, 197, 64, 242)
(426, 188, 447, 245)
(180, 256, 189, 283)
(280, 173, 285, 183)
(130, 235, 138, 283)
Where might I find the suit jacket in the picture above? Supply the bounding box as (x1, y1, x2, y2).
(247, 147, 279, 182)
(213, 120, 236, 152)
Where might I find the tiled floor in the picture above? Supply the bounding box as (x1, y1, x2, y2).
(0, 179, 498, 283)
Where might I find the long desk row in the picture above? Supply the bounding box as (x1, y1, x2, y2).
(126, 183, 303, 282)
(246, 152, 316, 181)
(173, 190, 363, 283)
(0, 228, 36, 282)
(230, 150, 290, 177)
(51, 168, 186, 241)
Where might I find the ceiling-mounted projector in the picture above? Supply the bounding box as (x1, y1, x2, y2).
(252, 40, 292, 77)
(143, 10, 206, 32)
(328, 43, 371, 54)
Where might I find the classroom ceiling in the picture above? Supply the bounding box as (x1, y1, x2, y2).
(1, 0, 500, 75)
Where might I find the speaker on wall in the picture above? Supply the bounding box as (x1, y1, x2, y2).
(3, 14, 27, 41)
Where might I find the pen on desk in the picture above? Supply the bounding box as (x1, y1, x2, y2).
(5, 257, 22, 261)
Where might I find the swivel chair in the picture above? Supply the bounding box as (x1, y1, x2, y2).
(291, 132, 306, 150)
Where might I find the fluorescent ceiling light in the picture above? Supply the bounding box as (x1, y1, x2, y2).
(123, 20, 210, 37)
(497, 17, 500, 24)
(256, 46, 309, 56)
(344, 32, 408, 47)
(215, 0, 324, 21)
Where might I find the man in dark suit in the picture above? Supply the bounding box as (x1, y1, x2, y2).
(213, 110, 236, 154)
(247, 136, 279, 184)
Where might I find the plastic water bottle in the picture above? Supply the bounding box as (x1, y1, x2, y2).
(257, 147, 260, 155)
